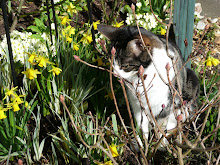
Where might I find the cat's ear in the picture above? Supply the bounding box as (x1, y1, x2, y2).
(97, 24, 118, 40)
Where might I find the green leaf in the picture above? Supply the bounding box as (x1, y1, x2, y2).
(76, 6, 82, 11)
(123, 5, 132, 13)
(30, 34, 44, 41)
(111, 114, 118, 136)
(141, 6, 150, 13)
(206, 120, 210, 127)
(35, 18, 46, 30)
(27, 26, 41, 33)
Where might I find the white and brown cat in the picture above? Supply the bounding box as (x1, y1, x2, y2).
(97, 24, 200, 148)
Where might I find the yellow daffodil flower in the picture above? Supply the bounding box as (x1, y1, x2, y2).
(109, 144, 119, 157)
(62, 25, 75, 43)
(22, 68, 41, 80)
(49, 66, 62, 76)
(0, 110, 7, 119)
(5, 98, 24, 112)
(0, 106, 9, 120)
(36, 56, 54, 67)
(211, 57, 219, 66)
(27, 52, 37, 64)
(60, 16, 71, 25)
(3, 86, 18, 100)
(66, 25, 75, 36)
(13, 103, 20, 112)
(67, 3, 77, 15)
(25, 101, 31, 109)
(113, 21, 124, 28)
(14, 94, 25, 104)
(161, 27, 166, 35)
(81, 33, 93, 44)
(73, 42, 79, 51)
(66, 36, 73, 43)
(93, 20, 100, 30)
(205, 56, 220, 67)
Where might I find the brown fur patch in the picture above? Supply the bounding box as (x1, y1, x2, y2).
(134, 34, 162, 49)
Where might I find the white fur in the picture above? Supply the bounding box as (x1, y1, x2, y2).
(114, 47, 177, 139)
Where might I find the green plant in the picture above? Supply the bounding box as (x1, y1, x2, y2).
(0, 87, 37, 162)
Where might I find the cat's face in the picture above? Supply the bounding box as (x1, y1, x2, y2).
(97, 25, 163, 72)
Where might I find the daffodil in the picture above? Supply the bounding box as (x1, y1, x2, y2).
(93, 20, 100, 30)
(36, 56, 54, 67)
(66, 25, 75, 36)
(5, 100, 23, 112)
(12, 103, 21, 112)
(211, 57, 219, 66)
(0, 106, 9, 120)
(62, 25, 75, 43)
(113, 21, 124, 28)
(0, 110, 7, 119)
(161, 27, 166, 35)
(49, 66, 62, 76)
(81, 33, 93, 44)
(22, 68, 41, 80)
(109, 144, 119, 157)
(25, 101, 31, 109)
(60, 16, 71, 25)
(3, 86, 18, 100)
(67, 3, 77, 15)
(27, 52, 37, 64)
(14, 94, 25, 104)
(73, 42, 79, 51)
(66, 36, 73, 43)
(205, 56, 220, 67)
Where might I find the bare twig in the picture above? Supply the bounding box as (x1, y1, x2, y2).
(120, 79, 149, 165)
(109, 47, 129, 135)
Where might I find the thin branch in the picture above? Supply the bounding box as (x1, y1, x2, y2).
(109, 47, 129, 135)
(120, 79, 148, 165)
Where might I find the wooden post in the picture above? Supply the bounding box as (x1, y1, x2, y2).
(173, 0, 195, 68)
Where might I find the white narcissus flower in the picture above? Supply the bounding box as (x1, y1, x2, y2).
(136, 13, 143, 20)
(136, 2, 142, 8)
(0, 30, 56, 63)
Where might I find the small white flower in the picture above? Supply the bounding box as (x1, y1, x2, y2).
(136, 2, 142, 8)
(136, 13, 143, 20)
(51, 23, 55, 30)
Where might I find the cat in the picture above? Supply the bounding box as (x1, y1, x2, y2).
(97, 24, 200, 148)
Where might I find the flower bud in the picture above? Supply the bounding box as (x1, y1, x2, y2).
(73, 55, 80, 61)
(177, 114, 183, 122)
(162, 104, 165, 109)
(138, 65, 144, 76)
(111, 46, 116, 56)
(18, 159, 23, 165)
(131, 3, 135, 12)
(165, 63, 170, 71)
(184, 38, 188, 47)
(59, 94, 65, 103)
